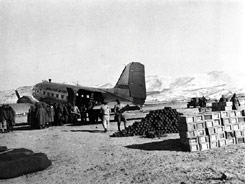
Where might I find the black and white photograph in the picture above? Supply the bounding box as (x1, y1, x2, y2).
(0, 0, 245, 183)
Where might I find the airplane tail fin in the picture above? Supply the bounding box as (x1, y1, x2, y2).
(114, 62, 146, 105)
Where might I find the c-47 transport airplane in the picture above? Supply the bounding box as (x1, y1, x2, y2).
(30, 62, 146, 109)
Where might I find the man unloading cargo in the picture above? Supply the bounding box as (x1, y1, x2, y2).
(114, 99, 128, 131)
(230, 93, 240, 110)
(100, 101, 110, 132)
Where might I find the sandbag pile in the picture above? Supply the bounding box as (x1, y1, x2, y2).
(179, 110, 245, 152)
(0, 147, 52, 179)
(111, 107, 181, 138)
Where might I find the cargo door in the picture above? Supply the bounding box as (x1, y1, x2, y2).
(67, 88, 76, 106)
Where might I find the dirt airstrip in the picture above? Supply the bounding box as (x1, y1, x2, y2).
(1, 104, 245, 184)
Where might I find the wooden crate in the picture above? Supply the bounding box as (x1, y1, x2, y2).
(226, 138, 236, 145)
(194, 115, 204, 122)
(205, 120, 213, 128)
(218, 132, 226, 140)
(237, 117, 245, 123)
(179, 116, 195, 124)
(224, 124, 233, 131)
(198, 136, 209, 143)
(232, 124, 240, 131)
(236, 137, 245, 144)
(196, 122, 205, 130)
(234, 130, 245, 137)
(217, 126, 225, 134)
(218, 139, 226, 147)
(199, 142, 210, 151)
(225, 131, 235, 139)
(209, 134, 218, 142)
(213, 119, 222, 127)
(210, 141, 219, 149)
(203, 112, 220, 120)
(221, 118, 230, 126)
(179, 123, 197, 131)
(182, 143, 199, 152)
(207, 127, 218, 135)
(239, 123, 245, 130)
(196, 129, 206, 137)
(220, 111, 229, 118)
(230, 117, 238, 124)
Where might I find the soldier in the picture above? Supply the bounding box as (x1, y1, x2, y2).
(28, 104, 37, 129)
(114, 99, 128, 131)
(71, 105, 80, 125)
(100, 101, 110, 132)
(200, 96, 207, 108)
(0, 105, 7, 133)
(87, 100, 95, 124)
(4, 104, 16, 132)
(79, 104, 87, 124)
(62, 104, 69, 124)
(36, 103, 47, 129)
(230, 93, 240, 110)
(219, 95, 228, 102)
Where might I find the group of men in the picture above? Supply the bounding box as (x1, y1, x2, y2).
(0, 104, 16, 133)
(27, 100, 128, 132)
(219, 93, 241, 110)
(28, 102, 82, 129)
(100, 99, 128, 133)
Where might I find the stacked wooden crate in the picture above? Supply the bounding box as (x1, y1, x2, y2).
(179, 110, 245, 151)
(212, 102, 232, 111)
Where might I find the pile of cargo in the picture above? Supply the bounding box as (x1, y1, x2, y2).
(179, 109, 245, 151)
(111, 107, 181, 138)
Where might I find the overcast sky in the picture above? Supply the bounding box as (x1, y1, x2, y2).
(0, 0, 244, 90)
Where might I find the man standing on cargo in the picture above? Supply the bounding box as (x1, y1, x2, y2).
(100, 101, 110, 132)
(230, 93, 240, 110)
(114, 99, 128, 131)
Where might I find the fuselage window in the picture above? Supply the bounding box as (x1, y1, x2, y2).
(52, 93, 54, 97)
(47, 92, 50, 96)
(61, 95, 64, 99)
(43, 91, 46, 95)
(56, 94, 59, 98)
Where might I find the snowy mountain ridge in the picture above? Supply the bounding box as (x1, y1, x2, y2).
(1, 71, 245, 104)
